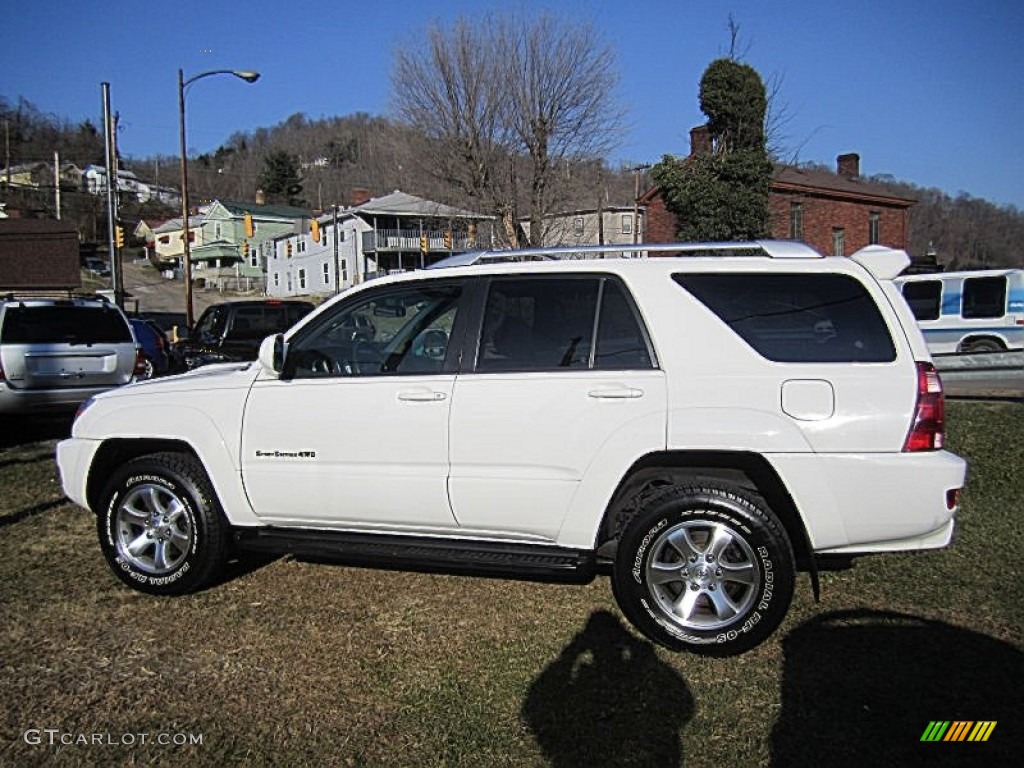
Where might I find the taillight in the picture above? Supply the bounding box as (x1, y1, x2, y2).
(133, 346, 147, 378)
(904, 362, 945, 451)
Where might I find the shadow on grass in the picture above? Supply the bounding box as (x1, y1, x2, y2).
(0, 414, 74, 450)
(0, 497, 68, 528)
(523, 610, 693, 767)
(771, 609, 1020, 768)
(201, 550, 283, 592)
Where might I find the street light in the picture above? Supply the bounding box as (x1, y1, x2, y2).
(178, 68, 260, 328)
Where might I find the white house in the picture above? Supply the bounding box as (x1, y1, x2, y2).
(267, 190, 493, 298)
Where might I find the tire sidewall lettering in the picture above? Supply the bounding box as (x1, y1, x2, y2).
(616, 487, 793, 654)
(102, 470, 202, 590)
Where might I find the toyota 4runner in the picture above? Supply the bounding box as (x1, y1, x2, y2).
(57, 241, 967, 655)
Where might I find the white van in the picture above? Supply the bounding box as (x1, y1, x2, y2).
(895, 269, 1024, 354)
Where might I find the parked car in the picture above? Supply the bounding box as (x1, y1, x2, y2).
(57, 241, 967, 656)
(1, 296, 139, 416)
(82, 258, 111, 277)
(129, 318, 170, 379)
(173, 299, 315, 370)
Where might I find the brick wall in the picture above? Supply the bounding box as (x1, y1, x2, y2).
(768, 191, 909, 254)
(642, 179, 911, 254)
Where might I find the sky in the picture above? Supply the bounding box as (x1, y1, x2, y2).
(2, 0, 1022, 208)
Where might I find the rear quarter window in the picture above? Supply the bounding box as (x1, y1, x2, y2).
(1, 305, 132, 344)
(673, 273, 896, 363)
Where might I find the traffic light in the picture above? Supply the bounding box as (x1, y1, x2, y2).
(310, 219, 320, 243)
(443, 230, 452, 250)
(115, 225, 124, 249)
(244, 213, 254, 238)
(420, 234, 428, 255)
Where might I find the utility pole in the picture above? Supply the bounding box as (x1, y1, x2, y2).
(332, 205, 341, 294)
(111, 110, 125, 307)
(631, 163, 651, 246)
(53, 151, 61, 220)
(101, 82, 122, 307)
(3, 119, 9, 186)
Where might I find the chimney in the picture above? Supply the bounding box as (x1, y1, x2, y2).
(350, 187, 371, 207)
(255, 188, 266, 205)
(689, 125, 713, 157)
(837, 153, 860, 178)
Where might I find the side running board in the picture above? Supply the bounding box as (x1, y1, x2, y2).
(234, 527, 597, 584)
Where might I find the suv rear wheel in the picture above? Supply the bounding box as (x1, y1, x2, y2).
(97, 452, 228, 595)
(612, 483, 795, 656)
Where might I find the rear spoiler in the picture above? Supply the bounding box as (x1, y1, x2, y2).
(850, 245, 911, 281)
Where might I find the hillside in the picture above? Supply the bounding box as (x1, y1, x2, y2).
(3, 94, 1022, 268)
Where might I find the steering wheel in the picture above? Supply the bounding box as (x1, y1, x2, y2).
(304, 350, 342, 375)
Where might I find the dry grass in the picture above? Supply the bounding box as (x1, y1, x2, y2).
(1, 402, 1020, 766)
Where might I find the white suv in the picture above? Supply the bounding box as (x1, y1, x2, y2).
(57, 241, 967, 656)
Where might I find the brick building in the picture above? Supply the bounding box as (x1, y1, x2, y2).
(641, 127, 916, 257)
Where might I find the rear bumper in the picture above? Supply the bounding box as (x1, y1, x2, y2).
(0, 383, 126, 416)
(770, 450, 968, 552)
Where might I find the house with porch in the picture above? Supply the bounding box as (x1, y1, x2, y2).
(151, 198, 313, 291)
(267, 190, 493, 298)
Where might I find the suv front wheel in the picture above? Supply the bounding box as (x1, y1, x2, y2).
(612, 483, 795, 656)
(97, 452, 228, 595)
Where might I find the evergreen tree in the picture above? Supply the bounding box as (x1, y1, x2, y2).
(257, 149, 304, 206)
(652, 58, 772, 241)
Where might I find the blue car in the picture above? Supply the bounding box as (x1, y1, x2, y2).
(129, 318, 171, 379)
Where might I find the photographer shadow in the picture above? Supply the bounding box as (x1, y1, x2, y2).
(522, 610, 693, 767)
(770, 609, 1021, 767)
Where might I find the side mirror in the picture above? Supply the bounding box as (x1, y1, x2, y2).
(258, 334, 286, 375)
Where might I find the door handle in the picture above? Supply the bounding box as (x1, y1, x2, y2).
(588, 386, 643, 400)
(397, 390, 447, 402)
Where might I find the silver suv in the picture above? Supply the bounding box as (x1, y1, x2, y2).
(0, 296, 138, 416)
(57, 242, 967, 656)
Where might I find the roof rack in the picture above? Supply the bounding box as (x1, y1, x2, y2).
(428, 240, 823, 268)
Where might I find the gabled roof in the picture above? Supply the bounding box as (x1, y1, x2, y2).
(153, 215, 203, 233)
(215, 200, 312, 219)
(772, 164, 916, 206)
(640, 162, 917, 208)
(348, 190, 491, 220)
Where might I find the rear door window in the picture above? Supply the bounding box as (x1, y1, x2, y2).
(962, 276, 1007, 319)
(674, 273, 896, 363)
(1, 305, 132, 344)
(901, 280, 942, 321)
(474, 276, 654, 372)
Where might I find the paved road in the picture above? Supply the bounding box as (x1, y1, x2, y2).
(112, 258, 258, 315)
(936, 352, 1024, 401)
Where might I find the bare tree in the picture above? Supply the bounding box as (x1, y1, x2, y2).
(391, 11, 624, 246)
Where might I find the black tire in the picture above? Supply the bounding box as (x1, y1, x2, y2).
(139, 356, 156, 380)
(612, 483, 795, 656)
(961, 338, 1003, 354)
(97, 452, 229, 595)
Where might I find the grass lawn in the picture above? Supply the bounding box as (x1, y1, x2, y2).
(0, 401, 1019, 767)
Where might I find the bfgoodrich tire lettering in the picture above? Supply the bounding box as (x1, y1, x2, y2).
(612, 484, 795, 656)
(97, 452, 228, 596)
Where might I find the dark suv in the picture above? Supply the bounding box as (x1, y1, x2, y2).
(0, 296, 138, 416)
(175, 299, 315, 370)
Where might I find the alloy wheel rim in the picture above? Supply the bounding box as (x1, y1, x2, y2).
(644, 518, 761, 631)
(114, 483, 193, 574)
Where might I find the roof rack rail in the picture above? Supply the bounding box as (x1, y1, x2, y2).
(1, 289, 84, 301)
(428, 240, 823, 268)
